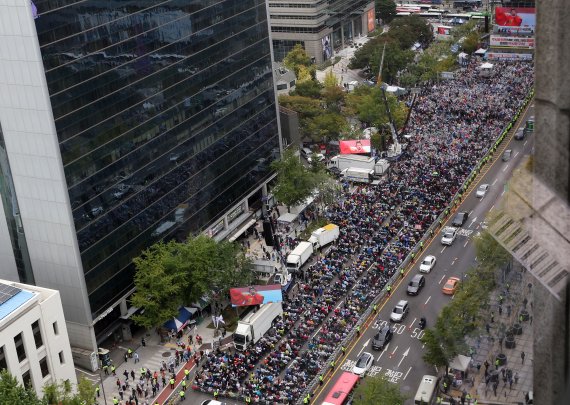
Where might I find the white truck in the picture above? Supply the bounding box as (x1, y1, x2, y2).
(286, 241, 313, 273)
(342, 167, 375, 183)
(308, 224, 340, 250)
(328, 154, 389, 175)
(252, 260, 294, 293)
(234, 302, 283, 351)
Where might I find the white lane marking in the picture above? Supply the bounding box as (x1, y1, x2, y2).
(501, 189, 506, 196)
(424, 296, 431, 306)
(390, 346, 399, 357)
(404, 366, 412, 380)
(515, 151, 519, 157)
(409, 318, 417, 329)
(469, 217, 477, 228)
(503, 164, 509, 172)
(439, 275, 446, 284)
(397, 347, 410, 368)
(490, 204, 495, 211)
(378, 343, 390, 361)
(524, 140, 528, 146)
(464, 240, 469, 247)
(441, 247, 446, 254)
(492, 179, 498, 186)
(469, 210, 474, 216)
(451, 258, 457, 265)
(357, 339, 370, 356)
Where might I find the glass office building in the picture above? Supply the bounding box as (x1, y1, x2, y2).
(0, 0, 280, 356)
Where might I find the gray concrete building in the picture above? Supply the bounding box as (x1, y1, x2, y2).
(269, 0, 376, 63)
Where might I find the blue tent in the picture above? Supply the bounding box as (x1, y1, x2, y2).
(163, 307, 198, 332)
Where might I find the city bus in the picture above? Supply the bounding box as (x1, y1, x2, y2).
(321, 372, 360, 405)
(414, 375, 439, 405)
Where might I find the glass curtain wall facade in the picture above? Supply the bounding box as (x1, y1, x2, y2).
(33, 0, 280, 323)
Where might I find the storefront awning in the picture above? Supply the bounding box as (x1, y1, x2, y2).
(228, 218, 256, 242)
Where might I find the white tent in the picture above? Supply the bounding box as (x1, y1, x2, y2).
(479, 62, 494, 77)
(480, 62, 494, 69)
(474, 48, 487, 56)
(450, 354, 471, 373)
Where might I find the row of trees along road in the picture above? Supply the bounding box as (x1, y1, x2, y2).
(422, 230, 511, 376)
(0, 371, 96, 405)
(130, 236, 253, 330)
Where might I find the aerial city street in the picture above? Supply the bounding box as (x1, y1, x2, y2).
(0, 1, 566, 405)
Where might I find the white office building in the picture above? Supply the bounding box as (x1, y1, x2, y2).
(0, 279, 76, 397)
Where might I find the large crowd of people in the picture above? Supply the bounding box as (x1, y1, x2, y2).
(192, 60, 534, 403)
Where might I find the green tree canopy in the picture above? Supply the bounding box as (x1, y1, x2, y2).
(345, 86, 408, 129)
(283, 44, 315, 80)
(0, 371, 43, 405)
(292, 80, 322, 98)
(375, 0, 397, 24)
(389, 14, 434, 49)
(349, 38, 414, 84)
(353, 375, 408, 404)
(271, 149, 327, 209)
(131, 236, 253, 329)
(305, 112, 349, 143)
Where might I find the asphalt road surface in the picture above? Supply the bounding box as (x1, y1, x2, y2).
(311, 104, 535, 405)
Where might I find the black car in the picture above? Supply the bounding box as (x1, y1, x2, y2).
(452, 211, 469, 227)
(372, 326, 393, 350)
(407, 274, 426, 296)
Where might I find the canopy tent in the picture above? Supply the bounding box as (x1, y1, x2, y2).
(450, 354, 471, 373)
(164, 307, 198, 332)
(385, 85, 407, 96)
(480, 62, 494, 69)
(474, 48, 487, 56)
(277, 212, 298, 224)
(479, 62, 494, 77)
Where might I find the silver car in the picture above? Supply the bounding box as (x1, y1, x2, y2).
(476, 184, 489, 198)
(390, 300, 409, 322)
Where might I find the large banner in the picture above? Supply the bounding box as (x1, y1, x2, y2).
(367, 9, 375, 32)
(490, 36, 534, 49)
(437, 26, 452, 35)
(486, 52, 533, 61)
(339, 139, 371, 154)
(230, 284, 283, 307)
(495, 26, 534, 36)
(495, 7, 535, 28)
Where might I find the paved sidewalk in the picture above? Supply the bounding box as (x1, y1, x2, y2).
(443, 264, 534, 404)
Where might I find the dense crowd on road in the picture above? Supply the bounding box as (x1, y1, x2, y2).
(191, 60, 534, 403)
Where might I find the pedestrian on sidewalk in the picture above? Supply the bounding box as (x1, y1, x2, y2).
(498, 305, 503, 315)
(134, 352, 139, 363)
(170, 377, 175, 389)
(507, 305, 511, 316)
(486, 323, 490, 333)
(514, 372, 519, 384)
(521, 351, 526, 364)
(130, 370, 135, 381)
(141, 337, 146, 347)
(111, 364, 116, 376)
(490, 312, 495, 323)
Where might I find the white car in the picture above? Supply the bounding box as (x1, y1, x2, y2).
(307, 153, 325, 163)
(476, 184, 490, 198)
(352, 352, 374, 376)
(390, 300, 409, 322)
(441, 227, 458, 246)
(419, 255, 437, 273)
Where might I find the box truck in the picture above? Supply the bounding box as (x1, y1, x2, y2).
(342, 167, 375, 183)
(252, 260, 294, 293)
(308, 224, 340, 250)
(328, 154, 389, 176)
(286, 241, 313, 273)
(233, 302, 283, 351)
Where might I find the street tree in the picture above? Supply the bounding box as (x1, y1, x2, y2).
(292, 80, 322, 98)
(462, 31, 480, 54)
(278, 95, 322, 118)
(389, 14, 434, 49)
(305, 112, 349, 143)
(283, 44, 315, 79)
(474, 230, 510, 272)
(375, 0, 397, 24)
(0, 370, 43, 405)
(353, 375, 408, 405)
(346, 86, 407, 129)
(131, 241, 188, 329)
(271, 149, 322, 210)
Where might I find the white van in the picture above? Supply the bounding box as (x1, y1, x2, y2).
(301, 147, 312, 158)
(414, 375, 438, 404)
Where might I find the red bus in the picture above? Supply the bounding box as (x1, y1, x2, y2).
(321, 372, 360, 405)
